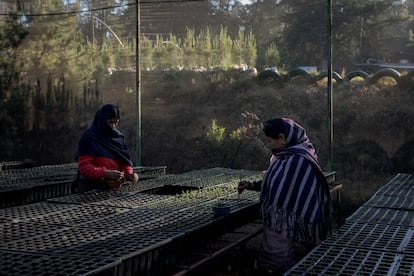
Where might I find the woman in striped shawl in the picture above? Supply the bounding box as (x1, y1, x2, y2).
(238, 118, 332, 274)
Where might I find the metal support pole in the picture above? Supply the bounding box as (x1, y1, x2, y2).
(327, 0, 333, 172)
(135, 0, 142, 166)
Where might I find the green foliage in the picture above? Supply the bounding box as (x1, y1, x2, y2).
(242, 0, 284, 69)
(200, 112, 265, 169)
(136, 25, 257, 71)
(2, 0, 414, 172)
(336, 1, 412, 68)
(279, 1, 326, 68)
(206, 119, 226, 143)
(15, 1, 96, 93)
(264, 42, 280, 67)
(140, 35, 155, 70)
(0, 7, 102, 161)
(0, 14, 28, 86)
(151, 34, 185, 70)
(230, 127, 246, 140)
(2, 0, 414, 92)
(196, 27, 213, 69)
(244, 30, 257, 68)
(182, 28, 197, 69)
(232, 29, 257, 68)
(215, 26, 234, 68)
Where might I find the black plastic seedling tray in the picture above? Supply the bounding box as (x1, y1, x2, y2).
(346, 205, 414, 227)
(323, 221, 411, 253)
(0, 226, 126, 254)
(0, 166, 264, 275)
(47, 189, 126, 205)
(285, 244, 400, 275)
(374, 173, 414, 197)
(0, 221, 65, 243)
(0, 201, 78, 222)
(26, 204, 130, 227)
(0, 249, 120, 276)
(364, 193, 414, 210)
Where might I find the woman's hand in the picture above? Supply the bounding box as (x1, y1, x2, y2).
(238, 180, 252, 194)
(126, 173, 139, 184)
(104, 170, 125, 181)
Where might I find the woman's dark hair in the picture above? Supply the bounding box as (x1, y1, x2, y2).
(100, 104, 120, 120)
(263, 118, 286, 139)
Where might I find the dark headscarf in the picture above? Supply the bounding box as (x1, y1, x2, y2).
(92, 104, 120, 135)
(270, 118, 321, 170)
(77, 104, 133, 166)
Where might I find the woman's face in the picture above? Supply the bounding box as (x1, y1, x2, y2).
(107, 117, 119, 129)
(265, 133, 286, 149)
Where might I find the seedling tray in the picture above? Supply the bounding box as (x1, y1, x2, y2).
(285, 244, 400, 275)
(364, 194, 414, 211)
(396, 253, 414, 275)
(53, 228, 184, 260)
(375, 173, 414, 197)
(0, 226, 125, 254)
(27, 204, 130, 227)
(0, 201, 77, 222)
(47, 189, 126, 205)
(55, 229, 183, 276)
(78, 208, 175, 230)
(346, 205, 414, 227)
(0, 188, 32, 208)
(90, 192, 175, 209)
(0, 249, 119, 276)
(0, 166, 264, 276)
(323, 221, 412, 253)
(0, 221, 65, 243)
(1, 162, 77, 179)
(1, 160, 35, 170)
(134, 165, 167, 179)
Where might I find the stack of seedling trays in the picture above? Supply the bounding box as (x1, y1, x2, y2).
(0, 163, 169, 207)
(0, 167, 262, 275)
(134, 165, 167, 180)
(0, 163, 79, 207)
(286, 173, 414, 275)
(1, 159, 36, 170)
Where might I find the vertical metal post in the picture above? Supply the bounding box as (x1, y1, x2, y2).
(327, 0, 333, 171)
(135, 0, 142, 166)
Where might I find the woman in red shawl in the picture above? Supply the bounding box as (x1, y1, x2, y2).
(76, 104, 139, 192)
(239, 118, 332, 274)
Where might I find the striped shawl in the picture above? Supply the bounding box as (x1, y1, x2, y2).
(260, 118, 332, 244)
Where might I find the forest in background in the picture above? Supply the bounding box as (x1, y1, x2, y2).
(1, 0, 414, 216)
